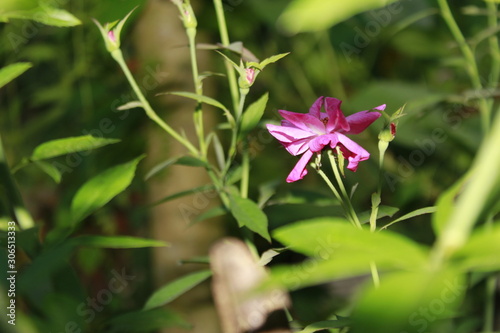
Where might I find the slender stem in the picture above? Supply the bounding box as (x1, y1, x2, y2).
(437, 0, 490, 132)
(431, 106, 500, 268)
(240, 142, 250, 199)
(327, 151, 362, 229)
(370, 261, 380, 288)
(486, 2, 500, 90)
(111, 50, 198, 155)
(213, 0, 239, 112)
(484, 274, 497, 333)
(187, 27, 207, 156)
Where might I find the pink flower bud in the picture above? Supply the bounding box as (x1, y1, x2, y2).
(246, 68, 256, 85)
(108, 30, 117, 43)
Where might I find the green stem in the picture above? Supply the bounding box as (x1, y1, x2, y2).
(370, 261, 380, 288)
(111, 50, 198, 155)
(431, 106, 500, 268)
(486, 2, 500, 90)
(187, 27, 207, 156)
(437, 0, 490, 132)
(240, 142, 250, 199)
(213, 0, 239, 113)
(327, 151, 362, 229)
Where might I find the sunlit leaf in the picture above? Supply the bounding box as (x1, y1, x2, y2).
(0, 63, 32, 89)
(143, 270, 212, 310)
(278, 0, 399, 34)
(452, 223, 500, 272)
(350, 269, 465, 333)
(31, 135, 120, 161)
(432, 176, 468, 237)
(71, 155, 144, 224)
(1, 0, 81, 26)
(273, 218, 428, 269)
(117, 101, 143, 110)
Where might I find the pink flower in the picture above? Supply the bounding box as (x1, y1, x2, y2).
(267, 97, 385, 183)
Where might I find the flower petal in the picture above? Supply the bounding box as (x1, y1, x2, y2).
(286, 149, 314, 183)
(279, 110, 325, 134)
(266, 124, 315, 156)
(336, 133, 370, 171)
(345, 110, 382, 134)
(309, 133, 339, 153)
(324, 97, 350, 133)
(308, 96, 324, 118)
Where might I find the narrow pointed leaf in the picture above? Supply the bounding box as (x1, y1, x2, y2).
(239, 92, 269, 138)
(149, 184, 215, 207)
(228, 190, 271, 242)
(0, 63, 32, 89)
(258, 52, 290, 69)
(145, 155, 207, 180)
(31, 135, 120, 161)
(71, 156, 144, 224)
(70, 235, 168, 249)
(381, 206, 437, 230)
(34, 160, 62, 183)
(143, 270, 212, 310)
(1, 0, 81, 26)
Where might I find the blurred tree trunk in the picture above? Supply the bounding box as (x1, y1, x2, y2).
(133, 1, 223, 332)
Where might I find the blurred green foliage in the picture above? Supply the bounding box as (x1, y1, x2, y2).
(0, 0, 499, 332)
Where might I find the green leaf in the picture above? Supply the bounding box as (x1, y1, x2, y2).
(273, 218, 428, 269)
(0, 63, 32, 89)
(358, 205, 399, 224)
(143, 270, 212, 310)
(297, 319, 351, 333)
(278, 0, 399, 34)
(107, 308, 191, 333)
(70, 235, 168, 248)
(381, 206, 437, 230)
(452, 223, 500, 272)
(31, 135, 120, 161)
(149, 184, 215, 207)
(34, 160, 61, 183)
(163, 91, 235, 125)
(192, 206, 227, 225)
(0, 0, 81, 26)
(258, 52, 290, 69)
(70, 156, 144, 224)
(239, 92, 269, 138)
(432, 176, 468, 237)
(350, 269, 465, 333)
(228, 190, 271, 242)
(144, 155, 207, 181)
